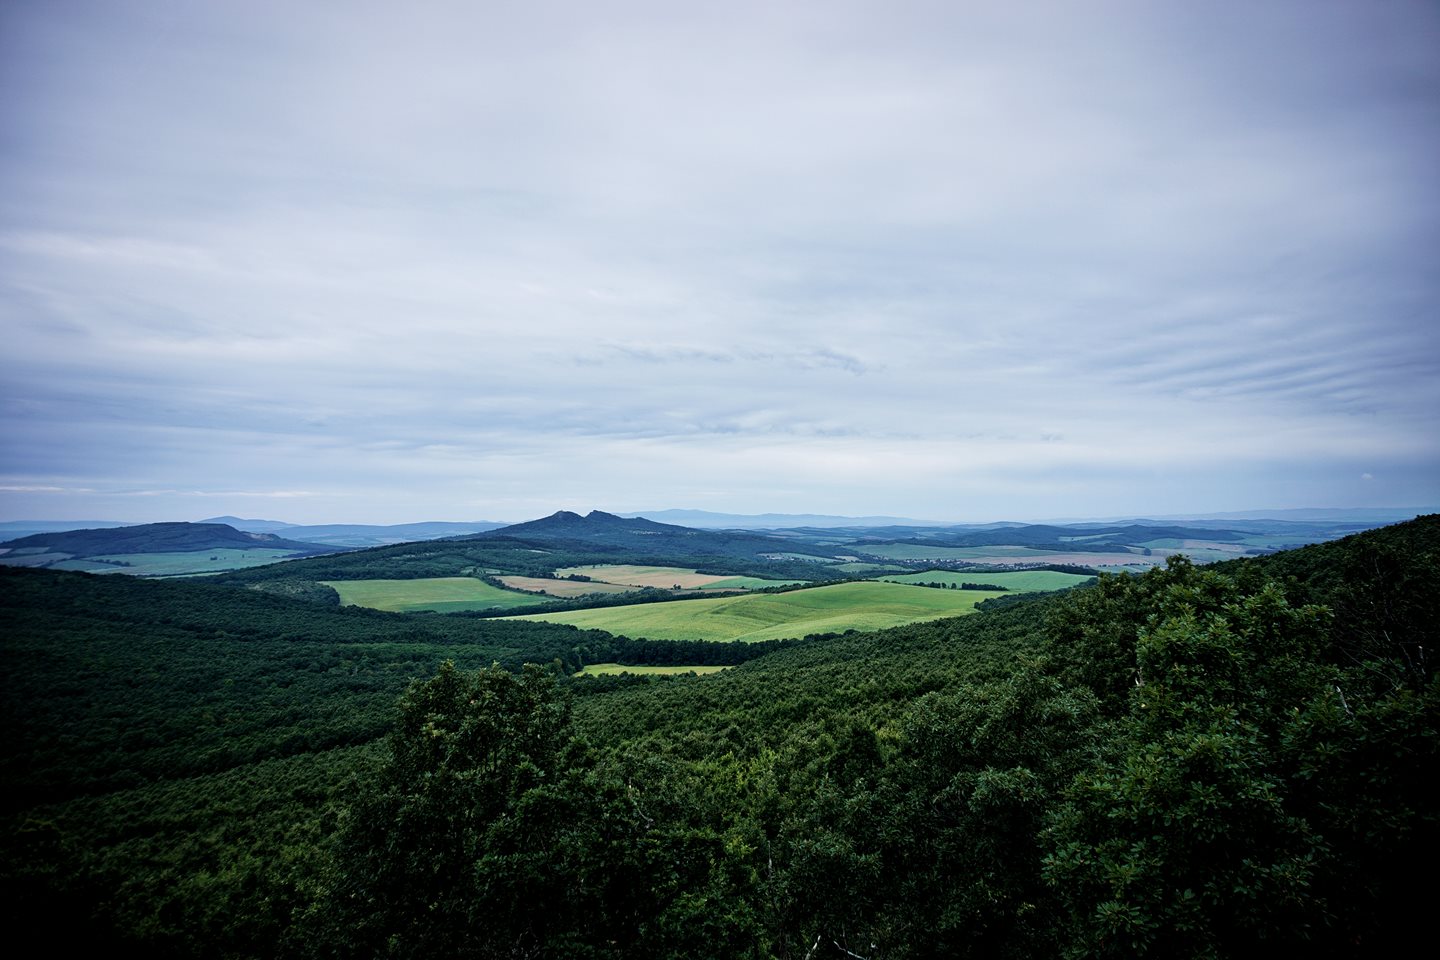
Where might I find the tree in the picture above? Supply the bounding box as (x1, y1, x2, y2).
(323, 661, 575, 958)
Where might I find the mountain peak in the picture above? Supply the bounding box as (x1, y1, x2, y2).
(584, 510, 626, 522)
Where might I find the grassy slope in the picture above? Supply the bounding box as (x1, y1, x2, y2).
(325, 577, 541, 613)
(507, 580, 1004, 642)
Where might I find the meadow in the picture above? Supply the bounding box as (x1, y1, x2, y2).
(324, 577, 540, 613)
(506, 580, 1005, 642)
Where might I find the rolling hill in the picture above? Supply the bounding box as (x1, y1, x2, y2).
(0, 521, 338, 574)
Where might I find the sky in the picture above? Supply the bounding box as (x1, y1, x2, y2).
(2, 0, 1437, 525)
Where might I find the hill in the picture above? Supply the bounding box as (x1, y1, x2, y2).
(203, 517, 511, 547)
(0, 522, 338, 575)
(5, 515, 1438, 953)
(2, 515, 1436, 954)
(477, 509, 839, 560)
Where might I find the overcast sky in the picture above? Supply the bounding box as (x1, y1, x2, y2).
(2, 0, 1437, 524)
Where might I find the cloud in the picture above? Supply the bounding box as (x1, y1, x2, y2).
(1, 1, 1437, 522)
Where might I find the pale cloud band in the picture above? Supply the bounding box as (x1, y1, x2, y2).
(1, 1, 1437, 523)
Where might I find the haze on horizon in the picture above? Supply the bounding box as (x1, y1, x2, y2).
(2, 0, 1438, 527)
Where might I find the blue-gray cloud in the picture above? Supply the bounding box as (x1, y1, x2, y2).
(1, 0, 1437, 523)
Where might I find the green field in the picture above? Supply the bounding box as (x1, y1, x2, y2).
(507, 580, 1004, 643)
(325, 577, 541, 613)
(881, 570, 1096, 592)
(574, 663, 733, 676)
(50, 549, 303, 576)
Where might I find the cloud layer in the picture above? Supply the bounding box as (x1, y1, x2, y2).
(2, 0, 1437, 522)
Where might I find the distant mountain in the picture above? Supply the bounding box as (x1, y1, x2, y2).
(477, 510, 844, 560)
(0, 520, 135, 541)
(495, 510, 680, 538)
(624, 509, 941, 529)
(900, 523, 1250, 550)
(280, 521, 509, 547)
(0, 522, 335, 560)
(198, 516, 299, 533)
(199, 517, 510, 546)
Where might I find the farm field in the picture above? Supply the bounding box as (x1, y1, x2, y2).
(506, 580, 1004, 643)
(325, 577, 540, 613)
(50, 548, 303, 576)
(575, 663, 732, 676)
(881, 570, 1096, 591)
(496, 575, 636, 597)
(555, 564, 805, 590)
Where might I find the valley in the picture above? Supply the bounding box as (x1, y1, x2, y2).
(2, 508, 1435, 957)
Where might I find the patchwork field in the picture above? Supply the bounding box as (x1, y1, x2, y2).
(506, 580, 1004, 643)
(574, 663, 733, 676)
(555, 564, 805, 590)
(325, 577, 540, 613)
(881, 570, 1096, 592)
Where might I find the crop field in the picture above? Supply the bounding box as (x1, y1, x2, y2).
(574, 663, 732, 676)
(507, 580, 1004, 643)
(496, 576, 636, 598)
(881, 570, 1096, 592)
(49, 549, 303, 576)
(325, 577, 540, 613)
(554, 564, 804, 590)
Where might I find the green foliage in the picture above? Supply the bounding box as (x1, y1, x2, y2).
(323, 662, 573, 956)
(4, 516, 1437, 957)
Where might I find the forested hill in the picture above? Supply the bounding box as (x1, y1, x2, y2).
(2, 516, 1435, 956)
(0, 521, 335, 558)
(866, 522, 1249, 551)
(210, 511, 844, 586)
(474, 509, 843, 559)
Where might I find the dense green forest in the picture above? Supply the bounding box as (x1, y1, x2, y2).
(2, 517, 1436, 957)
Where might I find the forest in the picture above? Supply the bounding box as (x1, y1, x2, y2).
(1, 516, 1436, 957)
